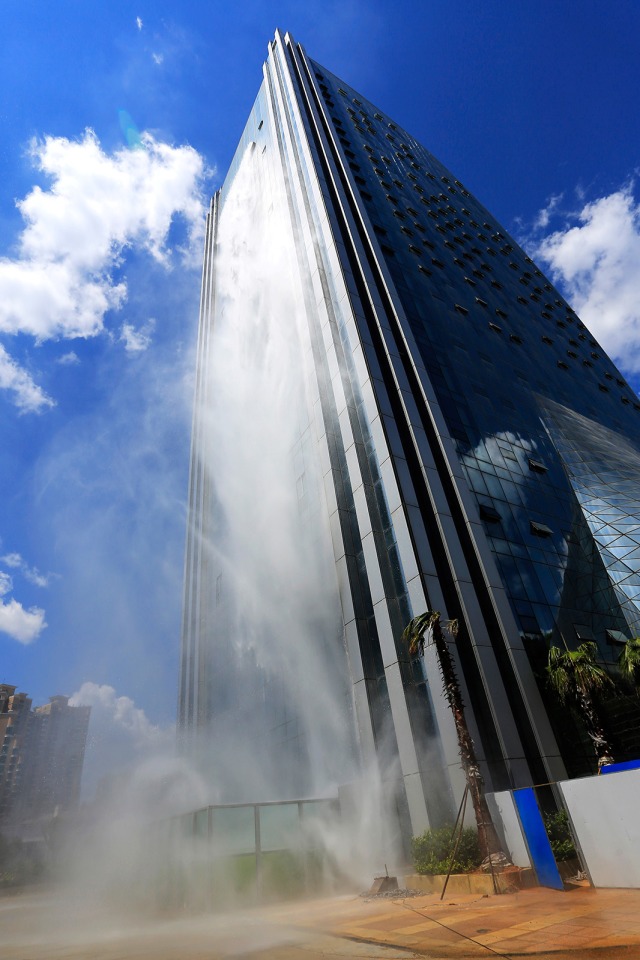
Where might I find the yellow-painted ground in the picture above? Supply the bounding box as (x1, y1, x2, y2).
(265, 885, 640, 958)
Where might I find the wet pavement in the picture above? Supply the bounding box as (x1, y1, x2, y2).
(0, 889, 415, 960)
(4, 884, 640, 958)
(270, 886, 640, 958)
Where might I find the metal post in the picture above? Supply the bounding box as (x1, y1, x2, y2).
(254, 804, 262, 903)
(441, 786, 469, 900)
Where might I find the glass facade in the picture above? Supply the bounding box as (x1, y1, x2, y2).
(180, 31, 640, 840)
(154, 798, 340, 906)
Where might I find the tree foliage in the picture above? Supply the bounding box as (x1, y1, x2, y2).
(543, 809, 576, 863)
(618, 637, 640, 688)
(412, 824, 482, 875)
(547, 642, 612, 702)
(0, 835, 46, 888)
(546, 642, 614, 767)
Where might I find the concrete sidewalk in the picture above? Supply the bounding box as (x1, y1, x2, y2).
(266, 885, 640, 958)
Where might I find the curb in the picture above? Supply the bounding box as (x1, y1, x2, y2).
(404, 869, 537, 896)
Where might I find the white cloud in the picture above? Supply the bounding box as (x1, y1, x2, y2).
(0, 343, 53, 412)
(70, 681, 169, 748)
(57, 351, 80, 365)
(0, 551, 53, 587)
(532, 184, 640, 373)
(0, 552, 22, 568)
(534, 192, 563, 231)
(0, 128, 207, 409)
(120, 319, 155, 353)
(152, 52, 164, 66)
(0, 553, 48, 640)
(136, 16, 143, 30)
(0, 597, 47, 644)
(69, 682, 175, 795)
(23, 567, 51, 588)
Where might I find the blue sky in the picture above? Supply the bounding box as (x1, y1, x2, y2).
(0, 0, 639, 783)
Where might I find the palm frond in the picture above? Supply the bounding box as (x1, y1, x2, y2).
(547, 642, 615, 767)
(547, 646, 571, 702)
(402, 611, 440, 656)
(547, 642, 613, 701)
(619, 637, 640, 682)
(402, 611, 460, 656)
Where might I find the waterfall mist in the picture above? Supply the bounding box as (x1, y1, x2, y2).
(3, 145, 400, 940)
(188, 143, 360, 805)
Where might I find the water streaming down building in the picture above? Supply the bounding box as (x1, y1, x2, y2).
(179, 31, 640, 839)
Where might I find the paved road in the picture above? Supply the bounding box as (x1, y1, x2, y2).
(0, 890, 420, 960)
(6, 888, 640, 960)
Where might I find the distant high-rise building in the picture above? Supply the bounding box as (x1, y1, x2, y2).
(179, 31, 640, 838)
(0, 686, 90, 833)
(0, 685, 32, 825)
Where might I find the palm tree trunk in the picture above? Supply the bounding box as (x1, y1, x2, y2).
(577, 689, 615, 768)
(431, 618, 504, 860)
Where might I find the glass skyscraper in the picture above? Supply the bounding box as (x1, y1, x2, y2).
(179, 30, 640, 838)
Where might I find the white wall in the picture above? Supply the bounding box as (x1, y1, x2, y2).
(559, 769, 640, 888)
(487, 790, 531, 868)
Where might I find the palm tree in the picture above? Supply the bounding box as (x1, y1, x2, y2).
(618, 637, 640, 689)
(546, 642, 615, 768)
(402, 611, 505, 863)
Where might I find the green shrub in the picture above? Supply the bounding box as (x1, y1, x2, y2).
(412, 824, 482, 875)
(543, 809, 576, 862)
(0, 835, 46, 888)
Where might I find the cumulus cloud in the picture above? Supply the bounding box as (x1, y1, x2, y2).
(0, 552, 22, 568)
(0, 553, 48, 641)
(532, 184, 640, 374)
(1, 129, 206, 340)
(0, 128, 207, 409)
(70, 682, 169, 748)
(24, 568, 51, 588)
(69, 682, 174, 795)
(0, 597, 47, 644)
(0, 551, 53, 587)
(56, 351, 80, 365)
(120, 319, 155, 353)
(0, 343, 53, 412)
(534, 192, 563, 231)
